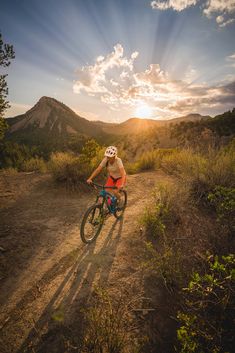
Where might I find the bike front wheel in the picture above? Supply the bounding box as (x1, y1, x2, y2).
(80, 204, 104, 243)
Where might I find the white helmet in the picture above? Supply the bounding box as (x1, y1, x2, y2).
(104, 146, 117, 157)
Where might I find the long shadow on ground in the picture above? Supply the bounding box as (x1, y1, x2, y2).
(12, 218, 123, 353)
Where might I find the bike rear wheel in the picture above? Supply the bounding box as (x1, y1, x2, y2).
(114, 190, 127, 219)
(80, 204, 104, 243)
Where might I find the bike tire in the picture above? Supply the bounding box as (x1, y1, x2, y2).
(80, 204, 104, 243)
(114, 190, 127, 219)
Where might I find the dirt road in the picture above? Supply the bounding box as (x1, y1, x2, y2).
(0, 171, 167, 352)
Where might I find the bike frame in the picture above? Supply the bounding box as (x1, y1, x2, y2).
(92, 182, 118, 214)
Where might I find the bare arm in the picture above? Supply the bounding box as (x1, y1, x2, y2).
(118, 167, 126, 188)
(87, 165, 103, 183)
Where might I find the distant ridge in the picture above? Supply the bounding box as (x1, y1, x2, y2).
(6, 96, 211, 141)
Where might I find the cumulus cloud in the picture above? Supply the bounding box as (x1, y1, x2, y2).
(203, 0, 235, 17)
(151, 0, 198, 11)
(73, 44, 139, 94)
(151, 0, 235, 27)
(74, 44, 235, 119)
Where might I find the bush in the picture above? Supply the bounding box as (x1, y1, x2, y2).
(162, 149, 207, 178)
(49, 152, 92, 185)
(49, 139, 106, 187)
(0, 141, 32, 169)
(177, 254, 235, 353)
(204, 150, 235, 188)
(125, 162, 139, 175)
(136, 150, 159, 171)
(208, 186, 235, 233)
(141, 181, 189, 238)
(143, 241, 184, 291)
(82, 287, 141, 353)
(162, 148, 235, 204)
(0, 167, 18, 175)
(21, 157, 47, 173)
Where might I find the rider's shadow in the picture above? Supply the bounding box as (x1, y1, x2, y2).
(60, 217, 123, 317)
(16, 217, 123, 353)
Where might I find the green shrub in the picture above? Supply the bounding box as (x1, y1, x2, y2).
(208, 186, 235, 232)
(21, 157, 47, 173)
(143, 242, 184, 290)
(141, 204, 166, 237)
(177, 254, 235, 353)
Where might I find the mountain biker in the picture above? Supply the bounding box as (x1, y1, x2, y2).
(86, 146, 126, 202)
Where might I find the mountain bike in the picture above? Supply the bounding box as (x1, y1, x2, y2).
(80, 182, 127, 244)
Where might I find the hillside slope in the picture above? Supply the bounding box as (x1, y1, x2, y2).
(6, 97, 109, 150)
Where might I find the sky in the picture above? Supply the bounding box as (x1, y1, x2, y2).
(1, 0, 235, 122)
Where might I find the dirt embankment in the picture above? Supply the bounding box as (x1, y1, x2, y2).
(0, 171, 172, 353)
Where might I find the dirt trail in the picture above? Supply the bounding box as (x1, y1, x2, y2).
(0, 171, 168, 352)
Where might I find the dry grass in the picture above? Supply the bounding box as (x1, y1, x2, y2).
(82, 287, 142, 353)
(49, 151, 92, 188)
(21, 157, 47, 173)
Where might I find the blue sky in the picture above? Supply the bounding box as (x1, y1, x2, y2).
(1, 0, 235, 122)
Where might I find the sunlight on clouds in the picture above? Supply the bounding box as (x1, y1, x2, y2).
(151, 0, 235, 27)
(73, 44, 139, 94)
(74, 44, 235, 119)
(151, 0, 198, 11)
(203, 0, 235, 17)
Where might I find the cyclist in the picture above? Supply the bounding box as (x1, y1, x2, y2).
(86, 146, 126, 203)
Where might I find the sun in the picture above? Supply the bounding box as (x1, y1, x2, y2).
(135, 104, 152, 118)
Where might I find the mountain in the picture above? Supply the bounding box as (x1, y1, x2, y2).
(5, 96, 213, 156)
(170, 108, 235, 148)
(7, 96, 209, 138)
(7, 96, 105, 137)
(95, 114, 209, 136)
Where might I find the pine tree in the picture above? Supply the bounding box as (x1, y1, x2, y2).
(0, 32, 15, 140)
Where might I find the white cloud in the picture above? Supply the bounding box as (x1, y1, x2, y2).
(151, 0, 235, 27)
(74, 44, 235, 119)
(216, 15, 224, 23)
(73, 44, 139, 94)
(120, 71, 129, 80)
(99, 62, 234, 118)
(134, 64, 169, 85)
(218, 17, 235, 27)
(226, 52, 235, 67)
(151, 0, 198, 11)
(203, 0, 235, 17)
(227, 53, 235, 60)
